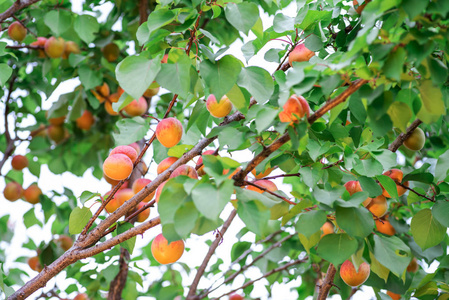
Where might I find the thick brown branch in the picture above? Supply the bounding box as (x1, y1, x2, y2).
(388, 119, 423, 152)
(317, 263, 337, 300)
(108, 248, 130, 300)
(138, 0, 148, 25)
(186, 209, 237, 300)
(0, 0, 42, 23)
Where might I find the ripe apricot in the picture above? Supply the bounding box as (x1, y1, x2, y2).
(340, 260, 370, 287)
(63, 41, 80, 59)
(3, 182, 23, 201)
(110, 145, 138, 163)
(103, 154, 133, 180)
(288, 44, 314, 66)
(144, 86, 160, 98)
(31, 37, 47, 58)
(73, 293, 89, 300)
(28, 256, 43, 272)
(206, 94, 233, 118)
(151, 233, 184, 264)
(366, 195, 388, 218)
(123, 97, 148, 117)
(136, 202, 150, 222)
(381, 169, 408, 198)
(103, 43, 120, 62)
(76, 110, 95, 131)
(23, 184, 42, 204)
(170, 165, 198, 179)
(404, 127, 425, 151)
(104, 191, 120, 213)
(92, 83, 110, 103)
(132, 178, 155, 202)
(157, 157, 178, 174)
(251, 167, 274, 179)
(46, 111, 65, 125)
(105, 101, 119, 115)
(247, 180, 277, 193)
(44, 37, 65, 58)
(11, 155, 28, 170)
(320, 221, 334, 237)
(156, 117, 183, 148)
(108, 92, 120, 103)
(8, 21, 27, 42)
(229, 294, 244, 300)
(47, 125, 65, 143)
(196, 150, 216, 176)
(279, 95, 309, 123)
(344, 180, 371, 206)
(386, 291, 401, 300)
(128, 142, 140, 154)
(115, 188, 134, 205)
(375, 218, 395, 236)
(57, 235, 73, 251)
(407, 257, 419, 273)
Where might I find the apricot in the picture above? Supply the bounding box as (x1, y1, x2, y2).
(46, 111, 65, 125)
(110, 145, 138, 163)
(157, 157, 178, 174)
(105, 101, 119, 115)
(196, 150, 216, 176)
(155, 181, 166, 203)
(151, 233, 184, 264)
(366, 195, 388, 218)
(63, 41, 80, 59)
(386, 291, 401, 300)
(279, 94, 309, 123)
(103, 43, 120, 62)
(123, 97, 148, 117)
(57, 235, 73, 251)
(108, 92, 120, 103)
(92, 83, 110, 103)
(104, 173, 120, 186)
(247, 180, 277, 193)
(381, 169, 408, 198)
(206, 94, 233, 118)
(375, 218, 395, 236)
(8, 21, 27, 42)
(251, 167, 274, 179)
(407, 257, 419, 273)
(28, 256, 43, 272)
(47, 125, 65, 143)
(340, 260, 370, 287)
(156, 117, 183, 148)
(144, 86, 160, 98)
(76, 110, 95, 130)
(170, 164, 198, 179)
(11, 155, 28, 170)
(288, 44, 314, 66)
(104, 191, 120, 213)
(344, 180, 371, 206)
(136, 202, 150, 222)
(128, 142, 140, 154)
(115, 188, 134, 205)
(404, 127, 425, 151)
(103, 154, 133, 180)
(73, 293, 89, 300)
(23, 184, 42, 204)
(320, 221, 334, 237)
(44, 37, 65, 58)
(3, 182, 23, 201)
(229, 294, 244, 300)
(132, 178, 155, 202)
(31, 37, 47, 58)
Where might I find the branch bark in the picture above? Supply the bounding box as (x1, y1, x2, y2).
(388, 119, 423, 152)
(0, 0, 42, 23)
(108, 248, 130, 300)
(317, 263, 337, 300)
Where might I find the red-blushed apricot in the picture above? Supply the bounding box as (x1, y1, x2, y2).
(105, 100, 119, 116)
(381, 169, 408, 198)
(63, 41, 80, 59)
(288, 44, 315, 66)
(251, 167, 274, 179)
(76, 110, 95, 131)
(102, 42, 120, 62)
(73, 293, 89, 300)
(11, 155, 28, 170)
(247, 180, 277, 193)
(115, 188, 134, 205)
(132, 178, 155, 202)
(404, 127, 425, 151)
(110, 145, 138, 163)
(344, 180, 371, 206)
(44, 37, 65, 58)
(92, 83, 110, 103)
(23, 184, 42, 204)
(340, 260, 370, 287)
(103, 154, 133, 180)
(407, 257, 419, 273)
(366, 195, 388, 218)
(155, 181, 166, 203)
(128, 142, 140, 154)
(320, 221, 334, 238)
(8, 21, 27, 42)
(123, 97, 148, 117)
(156, 117, 183, 148)
(136, 202, 150, 222)
(386, 291, 401, 300)
(144, 86, 160, 98)
(229, 294, 244, 300)
(151, 233, 184, 264)
(46, 111, 65, 126)
(279, 95, 309, 123)
(31, 37, 47, 58)
(206, 94, 233, 118)
(170, 165, 198, 179)
(108, 92, 120, 103)
(28, 256, 43, 272)
(375, 218, 396, 236)
(196, 150, 216, 176)
(47, 125, 65, 143)
(104, 173, 120, 186)
(3, 182, 23, 201)
(157, 157, 178, 174)
(104, 191, 120, 213)
(57, 235, 73, 251)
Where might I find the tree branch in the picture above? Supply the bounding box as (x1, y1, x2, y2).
(0, 75, 17, 175)
(138, 0, 148, 25)
(388, 119, 423, 152)
(186, 209, 237, 300)
(317, 263, 337, 300)
(108, 248, 130, 300)
(244, 180, 297, 205)
(0, 0, 42, 23)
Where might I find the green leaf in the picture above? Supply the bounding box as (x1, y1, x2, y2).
(191, 181, 234, 221)
(411, 209, 446, 251)
(316, 234, 358, 265)
(432, 201, 449, 227)
(295, 210, 327, 238)
(298, 231, 321, 253)
(23, 208, 43, 228)
(358, 176, 383, 197)
(238, 67, 274, 103)
(79, 191, 100, 204)
(417, 80, 445, 124)
(336, 206, 373, 238)
(369, 251, 390, 283)
(387, 102, 412, 132)
(44, 10, 72, 36)
(78, 65, 102, 90)
(353, 159, 383, 177)
(373, 234, 411, 277)
(224, 2, 259, 35)
(377, 175, 399, 199)
(117, 222, 136, 254)
(273, 13, 295, 33)
(312, 186, 346, 207)
(383, 48, 406, 81)
(167, 144, 194, 158)
(173, 201, 199, 239)
(226, 84, 249, 114)
(237, 200, 270, 236)
(0, 64, 12, 86)
(158, 179, 189, 224)
(255, 107, 278, 133)
(200, 55, 242, 101)
(435, 149, 449, 181)
(69, 207, 92, 235)
(156, 51, 191, 98)
(112, 117, 149, 146)
(147, 9, 176, 33)
(116, 55, 161, 100)
(74, 15, 99, 44)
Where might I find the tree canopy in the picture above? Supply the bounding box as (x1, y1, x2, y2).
(1, 0, 449, 299)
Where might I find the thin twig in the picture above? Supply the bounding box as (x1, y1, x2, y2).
(397, 182, 434, 202)
(244, 180, 296, 205)
(0, 0, 42, 23)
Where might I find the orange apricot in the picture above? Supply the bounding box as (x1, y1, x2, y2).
(251, 167, 274, 179)
(170, 165, 198, 179)
(320, 221, 334, 238)
(105, 101, 119, 115)
(103, 154, 133, 180)
(102, 43, 120, 62)
(44, 37, 65, 58)
(23, 184, 42, 204)
(288, 44, 315, 66)
(132, 178, 155, 202)
(340, 260, 370, 287)
(247, 180, 277, 193)
(155, 182, 166, 203)
(8, 21, 27, 42)
(76, 110, 95, 130)
(156, 117, 183, 148)
(381, 169, 408, 198)
(11, 155, 28, 170)
(123, 97, 148, 117)
(110, 145, 138, 163)
(407, 257, 419, 273)
(386, 291, 401, 300)
(206, 94, 233, 118)
(375, 218, 396, 236)
(151, 233, 184, 264)
(47, 125, 65, 143)
(279, 95, 310, 123)
(3, 182, 23, 201)
(28, 256, 43, 272)
(157, 157, 178, 174)
(366, 195, 388, 218)
(136, 202, 150, 222)
(57, 235, 73, 251)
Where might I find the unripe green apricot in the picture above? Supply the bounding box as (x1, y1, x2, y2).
(404, 127, 425, 151)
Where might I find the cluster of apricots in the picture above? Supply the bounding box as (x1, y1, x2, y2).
(43, 109, 95, 144)
(279, 94, 310, 124)
(3, 155, 42, 204)
(103, 145, 138, 181)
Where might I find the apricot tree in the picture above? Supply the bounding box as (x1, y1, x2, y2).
(1, 0, 449, 300)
